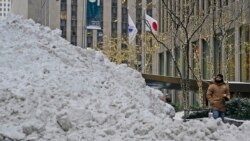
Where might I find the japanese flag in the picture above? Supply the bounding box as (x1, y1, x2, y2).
(145, 14, 158, 34)
(128, 14, 138, 44)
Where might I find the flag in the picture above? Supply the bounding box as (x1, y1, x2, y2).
(128, 14, 138, 44)
(145, 14, 158, 34)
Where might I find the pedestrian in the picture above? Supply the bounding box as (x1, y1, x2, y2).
(206, 74, 230, 121)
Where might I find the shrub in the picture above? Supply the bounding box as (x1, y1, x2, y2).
(185, 109, 210, 119)
(225, 98, 250, 120)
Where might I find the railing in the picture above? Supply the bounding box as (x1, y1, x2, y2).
(142, 74, 250, 97)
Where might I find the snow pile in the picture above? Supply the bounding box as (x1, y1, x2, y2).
(0, 15, 249, 141)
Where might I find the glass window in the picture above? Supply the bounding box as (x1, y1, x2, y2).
(71, 0, 77, 4)
(224, 0, 229, 6)
(192, 40, 199, 76)
(159, 52, 164, 75)
(71, 5, 77, 11)
(166, 51, 173, 76)
(71, 35, 77, 45)
(60, 20, 66, 26)
(225, 29, 235, 81)
(61, 3, 67, 11)
(214, 37, 222, 75)
(174, 46, 180, 77)
(71, 20, 77, 27)
(112, 0, 117, 7)
(240, 25, 250, 82)
(202, 39, 211, 79)
(71, 27, 77, 35)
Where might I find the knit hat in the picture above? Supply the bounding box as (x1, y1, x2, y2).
(216, 74, 223, 78)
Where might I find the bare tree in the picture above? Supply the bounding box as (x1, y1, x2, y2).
(146, 0, 211, 117)
(97, 35, 159, 72)
(147, 0, 249, 117)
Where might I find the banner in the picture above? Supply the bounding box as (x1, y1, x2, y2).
(86, 0, 101, 30)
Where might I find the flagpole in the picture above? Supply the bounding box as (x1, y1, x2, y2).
(142, 8, 146, 73)
(127, 7, 138, 70)
(82, 0, 87, 48)
(127, 7, 131, 68)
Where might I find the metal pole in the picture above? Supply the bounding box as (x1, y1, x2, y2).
(142, 8, 146, 73)
(82, 0, 87, 48)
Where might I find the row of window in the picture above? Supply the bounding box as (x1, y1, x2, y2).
(0, 3, 10, 7)
(60, 0, 67, 39)
(59, 0, 155, 48)
(159, 25, 250, 82)
(0, 8, 10, 11)
(71, 0, 77, 45)
(0, 0, 10, 2)
(160, 0, 237, 32)
(0, 12, 6, 16)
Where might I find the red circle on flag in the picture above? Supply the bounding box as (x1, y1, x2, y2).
(152, 22, 158, 31)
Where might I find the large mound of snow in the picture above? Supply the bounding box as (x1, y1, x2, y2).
(0, 15, 249, 141)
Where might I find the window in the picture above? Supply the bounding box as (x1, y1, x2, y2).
(207, 0, 211, 14)
(159, 52, 164, 75)
(192, 41, 199, 77)
(60, 20, 66, 26)
(87, 36, 93, 47)
(71, 20, 77, 27)
(71, 0, 77, 4)
(112, 0, 117, 7)
(112, 22, 117, 30)
(61, 3, 67, 11)
(202, 39, 211, 79)
(71, 35, 77, 45)
(97, 30, 103, 46)
(122, 23, 127, 34)
(174, 47, 180, 77)
(122, 7, 127, 14)
(166, 51, 173, 76)
(60, 0, 67, 39)
(240, 25, 250, 82)
(223, 0, 229, 6)
(214, 37, 222, 75)
(72, 5, 77, 11)
(71, 27, 77, 35)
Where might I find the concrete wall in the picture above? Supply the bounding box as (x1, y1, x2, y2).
(11, 0, 28, 19)
(28, 0, 42, 23)
(48, 0, 60, 29)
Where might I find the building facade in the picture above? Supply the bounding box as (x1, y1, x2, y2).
(152, 0, 250, 106)
(0, 0, 11, 18)
(11, 0, 159, 72)
(154, 0, 250, 82)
